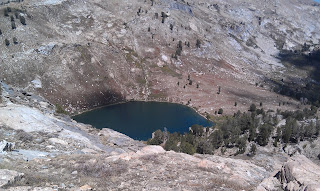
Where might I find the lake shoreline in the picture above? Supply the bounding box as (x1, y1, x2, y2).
(72, 99, 214, 126)
(72, 100, 214, 140)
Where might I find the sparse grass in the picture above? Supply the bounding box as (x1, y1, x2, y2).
(65, 155, 128, 178)
(55, 104, 69, 115)
(149, 89, 167, 100)
(124, 48, 141, 64)
(7, 169, 62, 189)
(77, 46, 92, 62)
(160, 65, 181, 78)
(15, 130, 33, 142)
(140, 154, 161, 164)
(124, 49, 136, 63)
(246, 37, 258, 48)
(0, 159, 54, 189)
(198, 166, 219, 174)
(303, 144, 307, 149)
(210, 115, 231, 126)
(4, 154, 129, 189)
(48, 155, 129, 190)
(136, 75, 146, 85)
(207, 177, 252, 190)
(0, 161, 12, 170)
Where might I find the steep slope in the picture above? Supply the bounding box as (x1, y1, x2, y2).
(0, 0, 319, 114)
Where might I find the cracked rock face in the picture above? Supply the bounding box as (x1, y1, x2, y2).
(258, 154, 320, 191)
(279, 155, 320, 191)
(0, 169, 24, 188)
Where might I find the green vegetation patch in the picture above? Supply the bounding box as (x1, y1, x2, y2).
(147, 105, 320, 156)
(123, 47, 145, 69)
(55, 104, 69, 115)
(136, 75, 146, 85)
(77, 46, 92, 62)
(160, 65, 181, 78)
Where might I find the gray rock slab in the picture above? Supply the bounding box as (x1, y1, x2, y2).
(0, 169, 24, 188)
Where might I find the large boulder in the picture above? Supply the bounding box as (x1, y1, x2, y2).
(98, 128, 135, 147)
(279, 155, 320, 191)
(256, 175, 281, 191)
(135, 145, 166, 156)
(97, 128, 145, 153)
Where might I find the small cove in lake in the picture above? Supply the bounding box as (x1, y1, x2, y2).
(73, 101, 214, 140)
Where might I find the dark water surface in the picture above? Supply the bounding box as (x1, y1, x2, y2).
(73, 101, 213, 140)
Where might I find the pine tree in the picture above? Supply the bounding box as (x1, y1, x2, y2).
(196, 39, 201, 48)
(13, 37, 18, 44)
(15, 12, 19, 19)
(147, 129, 164, 145)
(249, 144, 257, 156)
(249, 104, 257, 112)
(4, 9, 9, 17)
(170, 24, 173, 31)
(5, 39, 10, 46)
(11, 21, 16, 29)
(19, 16, 26, 25)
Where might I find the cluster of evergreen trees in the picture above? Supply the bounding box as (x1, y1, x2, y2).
(1, 7, 27, 46)
(3, 7, 26, 25)
(147, 105, 319, 156)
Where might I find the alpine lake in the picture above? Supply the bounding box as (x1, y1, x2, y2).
(73, 101, 214, 140)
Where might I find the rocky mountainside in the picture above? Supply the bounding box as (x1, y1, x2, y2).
(1, 0, 320, 190)
(0, 0, 319, 114)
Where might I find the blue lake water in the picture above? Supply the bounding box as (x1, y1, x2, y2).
(73, 101, 213, 140)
